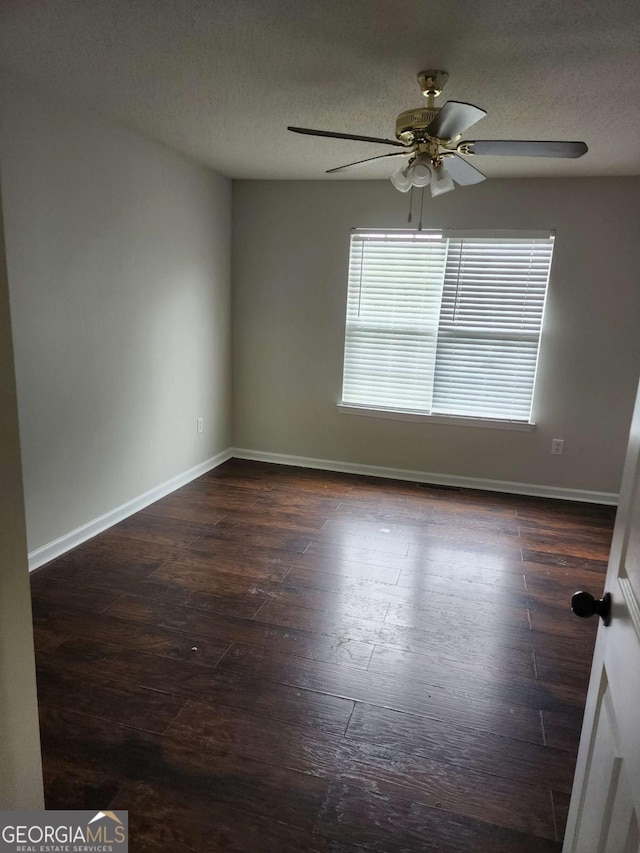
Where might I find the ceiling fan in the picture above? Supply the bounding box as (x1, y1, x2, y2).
(288, 70, 588, 197)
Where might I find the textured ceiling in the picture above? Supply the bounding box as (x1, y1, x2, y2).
(1, 0, 639, 180)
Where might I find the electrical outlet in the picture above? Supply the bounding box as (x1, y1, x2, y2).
(551, 438, 564, 455)
(197, 417, 204, 434)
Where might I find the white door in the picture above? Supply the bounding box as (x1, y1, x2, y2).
(563, 378, 640, 852)
(0, 188, 44, 808)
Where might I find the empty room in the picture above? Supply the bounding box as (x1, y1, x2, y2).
(1, 2, 640, 851)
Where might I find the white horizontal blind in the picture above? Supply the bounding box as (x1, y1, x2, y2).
(341, 231, 554, 422)
(433, 237, 553, 420)
(342, 233, 448, 411)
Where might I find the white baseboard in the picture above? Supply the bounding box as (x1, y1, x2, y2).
(29, 444, 617, 572)
(28, 448, 233, 572)
(232, 447, 619, 506)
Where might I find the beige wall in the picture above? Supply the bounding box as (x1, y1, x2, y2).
(0, 76, 232, 552)
(0, 184, 44, 808)
(232, 178, 640, 496)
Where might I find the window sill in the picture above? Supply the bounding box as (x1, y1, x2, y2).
(337, 404, 535, 432)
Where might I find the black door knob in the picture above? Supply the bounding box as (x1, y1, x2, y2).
(571, 591, 612, 626)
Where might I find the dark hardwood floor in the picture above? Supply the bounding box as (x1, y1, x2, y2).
(30, 459, 616, 851)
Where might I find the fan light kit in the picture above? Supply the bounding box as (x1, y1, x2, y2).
(288, 69, 588, 201)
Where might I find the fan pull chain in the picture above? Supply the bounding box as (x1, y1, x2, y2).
(407, 186, 413, 224)
(418, 186, 426, 231)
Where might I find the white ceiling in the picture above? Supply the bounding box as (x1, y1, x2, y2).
(1, 0, 639, 180)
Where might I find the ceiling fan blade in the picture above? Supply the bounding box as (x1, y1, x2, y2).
(426, 101, 486, 141)
(288, 126, 405, 148)
(442, 154, 486, 186)
(463, 140, 588, 158)
(326, 152, 411, 174)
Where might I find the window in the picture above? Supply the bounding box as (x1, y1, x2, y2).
(340, 230, 554, 425)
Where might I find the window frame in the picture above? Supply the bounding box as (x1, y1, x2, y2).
(338, 228, 554, 431)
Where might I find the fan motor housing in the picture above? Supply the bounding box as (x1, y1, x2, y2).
(395, 107, 440, 144)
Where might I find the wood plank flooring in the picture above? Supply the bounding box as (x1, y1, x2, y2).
(30, 459, 616, 851)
